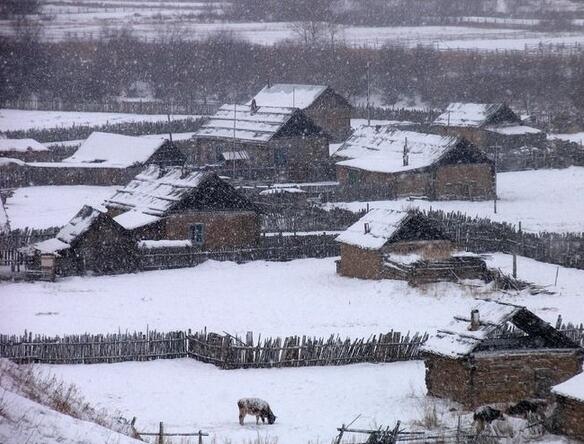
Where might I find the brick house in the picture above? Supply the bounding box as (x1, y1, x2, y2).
(335, 208, 487, 284)
(551, 373, 584, 439)
(334, 126, 495, 200)
(26, 132, 185, 186)
(421, 299, 583, 408)
(248, 83, 352, 142)
(22, 205, 137, 276)
(105, 165, 260, 251)
(189, 104, 330, 181)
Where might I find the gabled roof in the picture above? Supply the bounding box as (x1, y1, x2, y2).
(433, 103, 519, 128)
(0, 138, 48, 153)
(552, 372, 584, 403)
(249, 84, 329, 109)
(335, 209, 448, 250)
(421, 299, 580, 359)
(334, 126, 460, 173)
(23, 206, 111, 255)
(106, 165, 210, 219)
(194, 104, 298, 143)
(62, 132, 167, 168)
(335, 208, 409, 250)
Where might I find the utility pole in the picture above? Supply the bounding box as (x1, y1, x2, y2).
(232, 103, 237, 177)
(366, 61, 371, 126)
(493, 144, 499, 214)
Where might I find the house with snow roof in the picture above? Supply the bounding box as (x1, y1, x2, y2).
(334, 126, 495, 200)
(551, 372, 584, 439)
(22, 205, 136, 276)
(0, 138, 51, 162)
(104, 165, 260, 250)
(421, 299, 582, 408)
(26, 132, 185, 186)
(190, 103, 330, 182)
(433, 103, 545, 152)
(248, 83, 352, 142)
(335, 208, 487, 283)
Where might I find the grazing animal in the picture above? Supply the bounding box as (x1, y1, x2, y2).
(238, 398, 276, 425)
(506, 400, 546, 417)
(473, 406, 505, 431)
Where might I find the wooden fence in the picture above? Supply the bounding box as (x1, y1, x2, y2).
(138, 234, 340, 271)
(187, 329, 429, 369)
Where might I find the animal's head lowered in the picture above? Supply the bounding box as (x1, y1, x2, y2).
(267, 411, 277, 424)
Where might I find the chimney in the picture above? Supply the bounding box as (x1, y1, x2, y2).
(250, 99, 258, 114)
(469, 309, 480, 331)
(364, 222, 370, 234)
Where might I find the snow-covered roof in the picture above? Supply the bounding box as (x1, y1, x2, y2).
(249, 84, 328, 109)
(0, 138, 48, 153)
(106, 165, 210, 218)
(138, 240, 192, 249)
(113, 211, 162, 230)
(335, 208, 409, 250)
(552, 373, 584, 403)
(335, 126, 458, 174)
(0, 157, 26, 166)
(421, 299, 524, 358)
(25, 238, 70, 255)
(485, 125, 542, 136)
(434, 103, 511, 128)
(62, 132, 166, 168)
(194, 104, 296, 143)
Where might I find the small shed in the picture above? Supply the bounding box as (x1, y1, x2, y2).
(335, 208, 487, 284)
(433, 103, 544, 150)
(0, 138, 51, 162)
(421, 299, 583, 408)
(22, 205, 136, 276)
(26, 132, 185, 185)
(249, 83, 352, 142)
(334, 126, 495, 200)
(105, 165, 260, 250)
(551, 372, 584, 439)
(190, 104, 329, 181)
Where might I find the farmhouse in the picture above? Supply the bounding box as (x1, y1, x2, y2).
(248, 83, 352, 142)
(104, 165, 260, 250)
(0, 138, 51, 162)
(189, 104, 330, 181)
(433, 103, 545, 151)
(26, 132, 185, 186)
(22, 205, 136, 276)
(422, 299, 583, 408)
(334, 126, 495, 200)
(551, 373, 584, 439)
(335, 208, 487, 284)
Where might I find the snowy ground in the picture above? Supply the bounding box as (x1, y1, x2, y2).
(325, 167, 584, 234)
(1, 253, 583, 338)
(42, 358, 443, 444)
(0, 109, 196, 132)
(4, 186, 117, 230)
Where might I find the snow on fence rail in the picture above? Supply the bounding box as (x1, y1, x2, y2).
(0, 329, 428, 368)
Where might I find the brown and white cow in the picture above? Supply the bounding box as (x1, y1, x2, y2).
(237, 398, 276, 425)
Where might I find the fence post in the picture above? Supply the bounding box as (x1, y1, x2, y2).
(198, 430, 204, 444)
(158, 422, 164, 444)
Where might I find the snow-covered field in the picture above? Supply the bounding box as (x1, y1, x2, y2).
(1, 253, 582, 338)
(4, 186, 117, 230)
(42, 359, 434, 444)
(326, 167, 584, 234)
(0, 109, 196, 132)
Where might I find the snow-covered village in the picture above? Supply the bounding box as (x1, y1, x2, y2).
(2, 0, 584, 443)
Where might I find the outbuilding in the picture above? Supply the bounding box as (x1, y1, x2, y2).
(335, 208, 487, 284)
(422, 299, 583, 408)
(0, 138, 51, 162)
(22, 205, 137, 276)
(551, 372, 584, 439)
(334, 126, 495, 200)
(105, 165, 260, 251)
(248, 83, 352, 142)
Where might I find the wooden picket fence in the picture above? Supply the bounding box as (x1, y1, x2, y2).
(186, 329, 429, 369)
